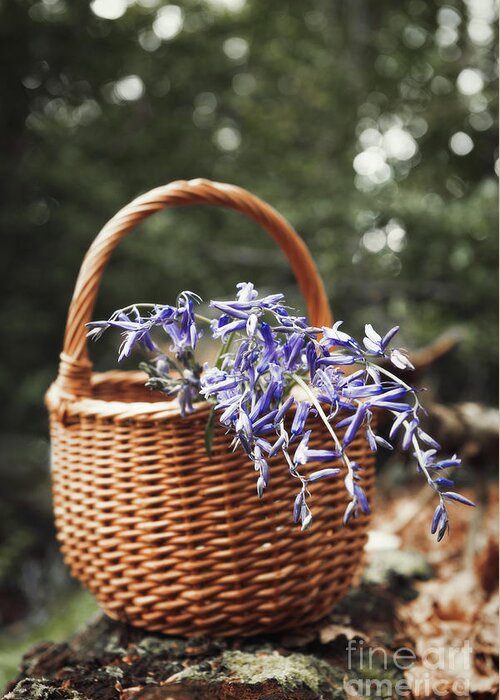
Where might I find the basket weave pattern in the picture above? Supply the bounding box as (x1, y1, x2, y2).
(46, 179, 375, 636)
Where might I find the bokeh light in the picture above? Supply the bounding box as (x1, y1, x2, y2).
(449, 131, 474, 155)
(90, 0, 127, 20)
(152, 5, 183, 40)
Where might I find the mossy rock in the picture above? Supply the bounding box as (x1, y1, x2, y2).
(4, 678, 86, 700)
(165, 649, 347, 699)
(363, 549, 433, 587)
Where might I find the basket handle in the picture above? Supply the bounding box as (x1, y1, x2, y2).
(57, 178, 333, 396)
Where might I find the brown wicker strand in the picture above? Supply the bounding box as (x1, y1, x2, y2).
(58, 179, 332, 397)
(46, 179, 373, 638)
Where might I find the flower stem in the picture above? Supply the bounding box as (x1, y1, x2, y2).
(215, 332, 235, 369)
(110, 303, 212, 326)
(292, 373, 354, 471)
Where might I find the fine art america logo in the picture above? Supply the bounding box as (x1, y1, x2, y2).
(345, 639, 472, 697)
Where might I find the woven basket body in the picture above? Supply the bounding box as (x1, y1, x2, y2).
(46, 179, 375, 637)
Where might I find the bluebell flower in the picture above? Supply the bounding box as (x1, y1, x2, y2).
(89, 282, 469, 539)
(258, 323, 279, 368)
(210, 285, 285, 319)
(250, 381, 279, 421)
(200, 368, 242, 397)
(416, 428, 441, 450)
(306, 467, 340, 483)
(218, 396, 241, 425)
(253, 444, 270, 497)
(390, 348, 414, 370)
(434, 455, 461, 470)
(402, 418, 419, 450)
(211, 315, 247, 340)
(363, 324, 399, 355)
(442, 491, 475, 507)
(293, 490, 305, 524)
(434, 477, 455, 488)
(342, 383, 386, 400)
(284, 333, 305, 371)
(304, 448, 341, 462)
(389, 410, 412, 440)
(342, 404, 368, 446)
(274, 396, 295, 425)
(87, 309, 157, 361)
(293, 430, 312, 465)
(178, 378, 196, 416)
(312, 368, 342, 409)
(252, 409, 279, 435)
(246, 313, 259, 337)
(233, 339, 251, 372)
(362, 324, 414, 370)
(343, 501, 357, 525)
(291, 402, 311, 437)
(430, 503, 449, 542)
(268, 432, 289, 458)
(305, 340, 319, 379)
(320, 321, 363, 355)
(317, 353, 359, 366)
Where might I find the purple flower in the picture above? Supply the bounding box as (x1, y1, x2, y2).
(87, 309, 157, 361)
(417, 428, 441, 450)
(312, 367, 347, 409)
(434, 455, 461, 470)
(343, 404, 368, 446)
(274, 396, 295, 425)
(353, 484, 370, 513)
(363, 324, 400, 355)
(252, 409, 279, 435)
(210, 285, 285, 320)
(362, 324, 414, 371)
(88, 281, 468, 540)
(293, 490, 305, 524)
(291, 402, 311, 437)
(200, 368, 241, 397)
(236, 281, 258, 302)
(390, 348, 415, 370)
(442, 491, 475, 507)
(250, 380, 279, 420)
(343, 501, 357, 525)
(320, 321, 363, 356)
(303, 449, 340, 461)
(284, 333, 305, 371)
(402, 418, 419, 450)
(305, 341, 316, 379)
(211, 315, 247, 340)
(293, 430, 312, 465)
(430, 503, 449, 542)
(307, 467, 340, 483)
(389, 410, 412, 440)
(268, 429, 289, 457)
(434, 477, 455, 488)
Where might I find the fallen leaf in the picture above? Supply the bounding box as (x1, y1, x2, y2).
(319, 624, 367, 645)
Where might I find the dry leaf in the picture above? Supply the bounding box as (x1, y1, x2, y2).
(475, 536, 499, 596)
(319, 623, 367, 645)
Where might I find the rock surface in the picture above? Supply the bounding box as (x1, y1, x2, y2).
(2, 550, 431, 700)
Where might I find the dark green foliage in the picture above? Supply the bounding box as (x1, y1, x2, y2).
(0, 0, 497, 436)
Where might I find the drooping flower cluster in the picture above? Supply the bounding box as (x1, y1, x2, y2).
(87, 292, 203, 415)
(87, 282, 473, 539)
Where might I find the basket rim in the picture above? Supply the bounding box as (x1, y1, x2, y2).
(46, 369, 211, 422)
(45, 368, 315, 424)
(46, 368, 366, 425)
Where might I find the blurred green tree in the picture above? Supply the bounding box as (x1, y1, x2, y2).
(1, 0, 497, 435)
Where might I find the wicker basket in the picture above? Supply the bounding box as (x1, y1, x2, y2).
(45, 178, 375, 637)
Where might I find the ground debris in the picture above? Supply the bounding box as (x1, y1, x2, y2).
(3, 486, 498, 700)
